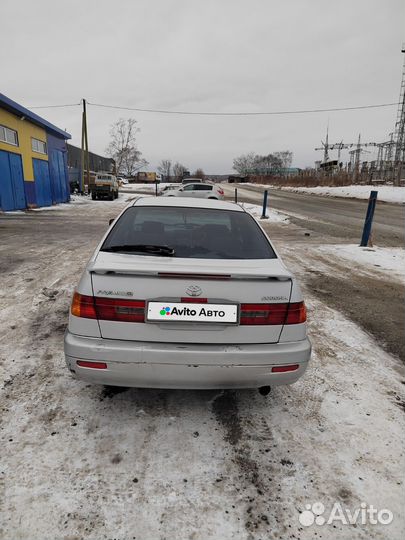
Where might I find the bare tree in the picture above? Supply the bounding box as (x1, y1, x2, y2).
(254, 153, 283, 172)
(123, 148, 148, 177)
(173, 162, 188, 180)
(232, 152, 257, 174)
(106, 118, 148, 176)
(193, 168, 205, 179)
(233, 150, 293, 174)
(157, 159, 172, 180)
(274, 151, 293, 169)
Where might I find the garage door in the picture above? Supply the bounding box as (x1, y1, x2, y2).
(33, 158, 52, 207)
(49, 149, 68, 203)
(0, 150, 26, 211)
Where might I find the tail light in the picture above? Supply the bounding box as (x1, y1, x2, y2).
(286, 301, 307, 324)
(240, 301, 306, 325)
(71, 292, 97, 319)
(95, 297, 145, 322)
(71, 292, 145, 322)
(217, 188, 224, 195)
(240, 303, 288, 325)
(71, 293, 306, 326)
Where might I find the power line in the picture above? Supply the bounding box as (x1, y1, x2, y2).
(87, 101, 398, 116)
(28, 103, 81, 109)
(26, 100, 398, 116)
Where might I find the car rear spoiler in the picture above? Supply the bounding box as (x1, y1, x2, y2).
(89, 263, 291, 281)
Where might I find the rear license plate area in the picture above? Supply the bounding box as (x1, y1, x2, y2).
(147, 301, 238, 324)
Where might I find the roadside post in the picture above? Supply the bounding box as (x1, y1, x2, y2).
(360, 190, 378, 247)
(234, 188, 238, 204)
(261, 189, 269, 219)
(155, 180, 158, 197)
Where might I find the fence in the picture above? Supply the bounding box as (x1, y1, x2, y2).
(247, 171, 386, 188)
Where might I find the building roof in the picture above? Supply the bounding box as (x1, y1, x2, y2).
(67, 143, 114, 171)
(0, 93, 71, 140)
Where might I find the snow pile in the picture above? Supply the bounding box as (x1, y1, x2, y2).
(240, 202, 290, 223)
(282, 185, 405, 204)
(121, 183, 158, 193)
(318, 244, 405, 284)
(30, 203, 75, 212)
(30, 193, 132, 211)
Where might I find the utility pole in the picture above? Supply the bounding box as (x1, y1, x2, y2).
(336, 140, 344, 165)
(80, 98, 90, 193)
(377, 133, 395, 182)
(392, 45, 405, 186)
(315, 136, 377, 179)
(323, 124, 329, 164)
(354, 134, 361, 183)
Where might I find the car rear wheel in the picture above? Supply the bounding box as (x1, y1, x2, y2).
(208, 196, 218, 199)
(91, 192, 96, 200)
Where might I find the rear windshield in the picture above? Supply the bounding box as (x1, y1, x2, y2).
(101, 206, 276, 259)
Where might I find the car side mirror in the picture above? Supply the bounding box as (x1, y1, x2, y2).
(109, 218, 114, 226)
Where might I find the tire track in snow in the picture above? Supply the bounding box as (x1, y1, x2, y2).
(212, 391, 275, 538)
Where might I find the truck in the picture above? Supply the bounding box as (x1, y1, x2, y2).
(89, 173, 119, 201)
(136, 171, 159, 183)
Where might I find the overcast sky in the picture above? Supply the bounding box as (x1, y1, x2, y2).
(2, 0, 404, 173)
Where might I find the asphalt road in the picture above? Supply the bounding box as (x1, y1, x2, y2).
(222, 185, 405, 247)
(222, 184, 405, 362)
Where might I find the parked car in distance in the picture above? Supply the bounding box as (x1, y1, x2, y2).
(228, 175, 248, 183)
(158, 183, 181, 195)
(64, 197, 311, 392)
(90, 173, 119, 201)
(162, 182, 225, 200)
(181, 177, 203, 184)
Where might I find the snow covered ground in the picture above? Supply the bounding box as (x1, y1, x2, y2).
(279, 185, 405, 204)
(239, 202, 290, 223)
(243, 183, 405, 204)
(0, 201, 404, 540)
(2, 193, 135, 214)
(121, 182, 158, 194)
(317, 244, 405, 285)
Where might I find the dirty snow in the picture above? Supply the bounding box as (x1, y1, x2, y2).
(121, 182, 158, 194)
(281, 185, 405, 204)
(241, 183, 405, 204)
(30, 193, 135, 211)
(317, 244, 405, 285)
(239, 202, 290, 223)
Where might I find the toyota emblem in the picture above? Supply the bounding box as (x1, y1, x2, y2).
(186, 285, 202, 297)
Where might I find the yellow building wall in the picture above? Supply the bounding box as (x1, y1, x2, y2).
(0, 108, 48, 181)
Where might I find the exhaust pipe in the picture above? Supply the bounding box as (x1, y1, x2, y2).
(258, 386, 271, 396)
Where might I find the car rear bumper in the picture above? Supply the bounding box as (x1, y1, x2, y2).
(64, 331, 311, 389)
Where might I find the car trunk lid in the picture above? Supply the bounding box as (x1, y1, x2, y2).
(90, 252, 292, 344)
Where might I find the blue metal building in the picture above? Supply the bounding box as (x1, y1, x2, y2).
(0, 93, 71, 211)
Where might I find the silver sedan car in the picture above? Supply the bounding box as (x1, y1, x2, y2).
(64, 197, 311, 392)
(162, 182, 225, 200)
